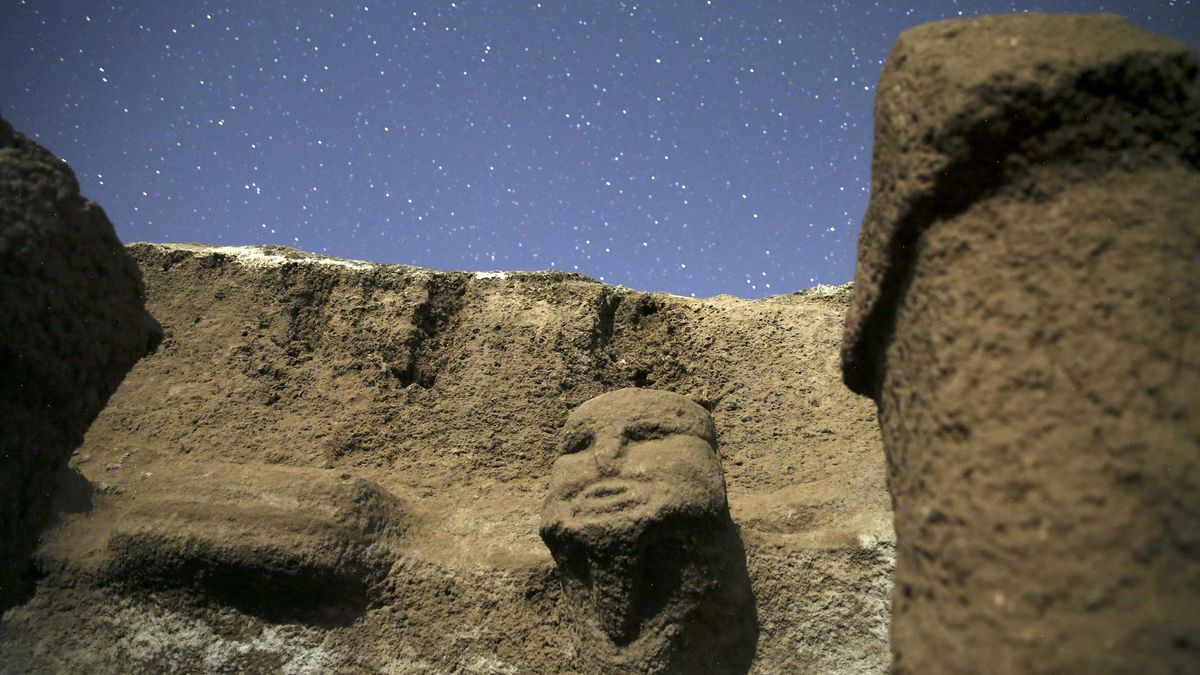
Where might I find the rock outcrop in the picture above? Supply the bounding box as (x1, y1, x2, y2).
(97, 461, 408, 628)
(1, 243, 892, 673)
(0, 116, 161, 612)
(843, 13, 1200, 674)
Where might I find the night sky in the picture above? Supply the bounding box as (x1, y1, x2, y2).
(3, 2, 1197, 297)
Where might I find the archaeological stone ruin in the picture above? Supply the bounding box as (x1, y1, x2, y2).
(0, 207, 891, 671)
(540, 388, 755, 673)
(1, 10, 1196, 675)
(842, 12, 1200, 675)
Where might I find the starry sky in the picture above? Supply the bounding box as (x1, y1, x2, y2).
(2, 2, 1197, 297)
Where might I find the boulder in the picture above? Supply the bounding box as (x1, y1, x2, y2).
(843, 13, 1200, 673)
(0, 116, 161, 611)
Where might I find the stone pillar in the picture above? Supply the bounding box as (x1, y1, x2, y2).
(842, 14, 1199, 674)
(0, 116, 161, 611)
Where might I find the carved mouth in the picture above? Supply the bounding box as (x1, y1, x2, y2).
(572, 480, 646, 514)
(583, 483, 630, 499)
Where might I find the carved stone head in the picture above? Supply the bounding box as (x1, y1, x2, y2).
(540, 388, 755, 673)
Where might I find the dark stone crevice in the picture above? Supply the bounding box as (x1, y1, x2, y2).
(591, 288, 623, 354)
(107, 544, 373, 629)
(393, 275, 469, 389)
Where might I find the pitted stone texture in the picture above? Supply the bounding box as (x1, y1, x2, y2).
(1, 243, 891, 674)
(78, 461, 408, 628)
(842, 13, 1200, 674)
(842, 12, 1199, 394)
(541, 389, 755, 673)
(0, 116, 160, 611)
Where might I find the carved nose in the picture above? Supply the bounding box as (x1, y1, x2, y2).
(592, 436, 625, 475)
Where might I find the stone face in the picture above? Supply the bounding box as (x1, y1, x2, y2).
(842, 13, 1200, 674)
(540, 388, 755, 673)
(1, 243, 892, 674)
(0, 116, 161, 612)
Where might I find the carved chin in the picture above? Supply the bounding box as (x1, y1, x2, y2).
(588, 562, 644, 645)
(547, 519, 695, 647)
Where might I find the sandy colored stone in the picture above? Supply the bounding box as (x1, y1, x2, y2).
(2, 242, 892, 673)
(541, 388, 755, 673)
(842, 13, 1200, 674)
(45, 461, 409, 628)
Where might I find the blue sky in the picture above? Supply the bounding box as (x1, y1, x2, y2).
(3, 1, 1196, 296)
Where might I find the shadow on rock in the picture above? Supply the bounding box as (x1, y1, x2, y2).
(105, 534, 376, 629)
(95, 461, 407, 629)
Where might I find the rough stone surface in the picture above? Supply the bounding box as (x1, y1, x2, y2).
(0, 116, 161, 612)
(1, 243, 892, 674)
(78, 461, 408, 629)
(541, 388, 755, 673)
(842, 13, 1200, 674)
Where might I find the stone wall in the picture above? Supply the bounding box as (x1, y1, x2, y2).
(2, 242, 893, 674)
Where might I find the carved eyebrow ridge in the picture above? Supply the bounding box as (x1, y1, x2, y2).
(623, 423, 670, 440)
(559, 429, 594, 455)
(626, 416, 705, 434)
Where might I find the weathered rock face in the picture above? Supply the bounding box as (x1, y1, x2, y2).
(100, 461, 408, 628)
(1, 243, 892, 673)
(0, 117, 161, 612)
(541, 388, 755, 673)
(843, 13, 1200, 674)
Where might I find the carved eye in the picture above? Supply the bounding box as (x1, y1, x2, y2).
(624, 425, 667, 442)
(561, 431, 593, 455)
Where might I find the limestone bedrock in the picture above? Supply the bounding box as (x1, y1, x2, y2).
(842, 13, 1200, 674)
(0, 239, 893, 674)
